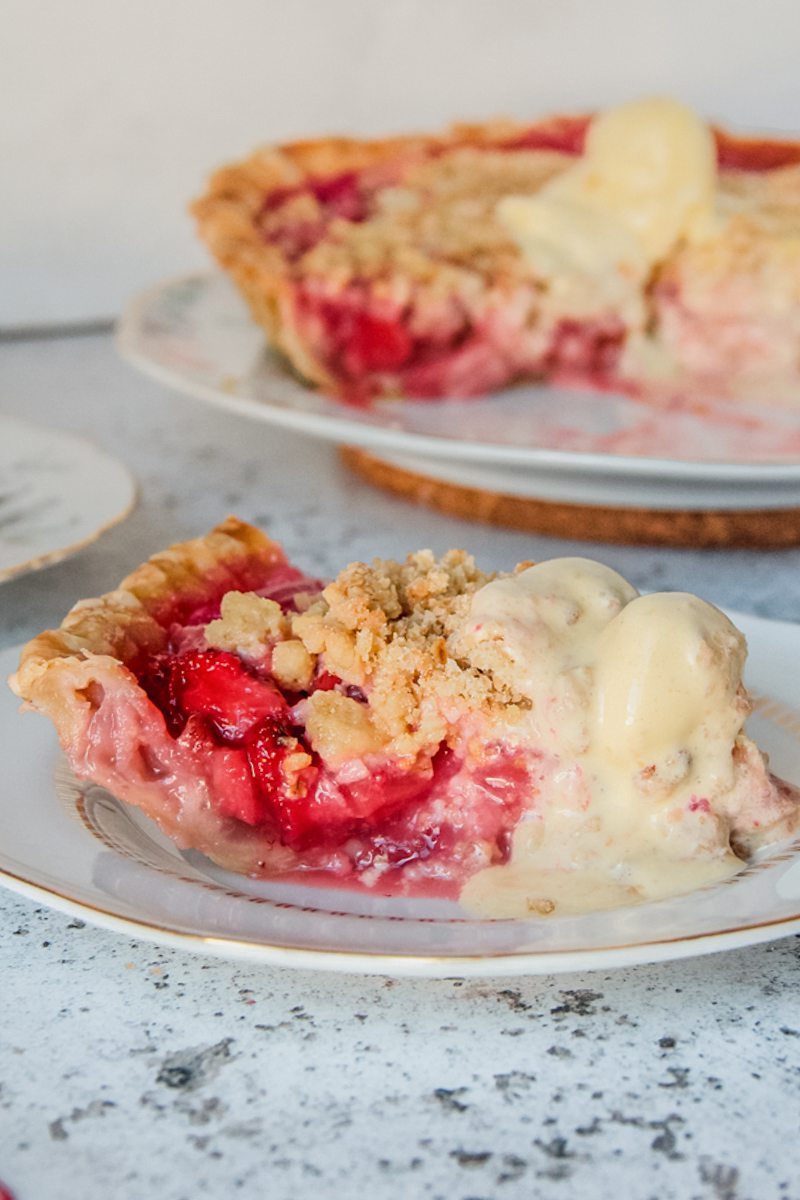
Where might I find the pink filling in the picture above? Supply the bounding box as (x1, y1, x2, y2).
(111, 569, 533, 893)
(292, 283, 626, 404)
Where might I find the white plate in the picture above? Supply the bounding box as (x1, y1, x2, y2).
(117, 273, 800, 510)
(3, 618, 800, 978)
(0, 415, 136, 582)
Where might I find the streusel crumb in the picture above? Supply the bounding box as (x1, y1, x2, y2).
(206, 551, 541, 762)
(304, 691, 386, 763)
(201, 550, 535, 761)
(271, 638, 315, 690)
(298, 149, 568, 287)
(205, 591, 288, 658)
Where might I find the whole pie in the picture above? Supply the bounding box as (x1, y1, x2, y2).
(10, 518, 798, 916)
(192, 97, 800, 405)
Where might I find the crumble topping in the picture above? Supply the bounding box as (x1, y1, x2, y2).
(304, 692, 386, 763)
(204, 549, 534, 761)
(298, 149, 567, 288)
(280, 742, 316, 795)
(268, 138, 800, 302)
(292, 549, 532, 757)
(270, 638, 315, 690)
(205, 591, 288, 658)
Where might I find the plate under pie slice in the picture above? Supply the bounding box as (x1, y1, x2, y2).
(192, 97, 800, 405)
(9, 518, 799, 917)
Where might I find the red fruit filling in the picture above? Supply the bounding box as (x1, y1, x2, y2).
(140, 643, 443, 850)
(499, 115, 589, 156)
(136, 627, 531, 884)
(128, 528, 536, 885)
(297, 290, 416, 383)
(245, 715, 318, 836)
(714, 130, 800, 172)
(295, 284, 627, 403)
(146, 649, 289, 740)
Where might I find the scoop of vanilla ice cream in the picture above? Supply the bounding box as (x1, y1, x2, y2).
(593, 591, 748, 787)
(459, 558, 637, 754)
(497, 96, 718, 322)
(456, 558, 770, 916)
(574, 96, 718, 260)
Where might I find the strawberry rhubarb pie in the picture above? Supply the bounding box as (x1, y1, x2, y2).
(10, 518, 799, 916)
(193, 97, 800, 405)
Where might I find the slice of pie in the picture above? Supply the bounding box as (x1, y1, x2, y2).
(10, 518, 799, 916)
(192, 97, 800, 406)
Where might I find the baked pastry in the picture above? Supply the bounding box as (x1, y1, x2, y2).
(192, 97, 800, 405)
(10, 518, 799, 916)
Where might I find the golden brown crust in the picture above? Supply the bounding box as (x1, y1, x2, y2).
(9, 518, 286, 744)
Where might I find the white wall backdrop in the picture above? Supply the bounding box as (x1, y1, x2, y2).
(3, 0, 799, 328)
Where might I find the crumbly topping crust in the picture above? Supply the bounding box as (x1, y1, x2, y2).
(205, 590, 289, 658)
(663, 165, 800, 285)
(207, 548, 534, 761)
(297, 149, 568, 289)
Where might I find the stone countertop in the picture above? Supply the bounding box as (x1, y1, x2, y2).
(1, 332, 799, 1200)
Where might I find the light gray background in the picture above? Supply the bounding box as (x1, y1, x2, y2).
(4, 0, 800, 327)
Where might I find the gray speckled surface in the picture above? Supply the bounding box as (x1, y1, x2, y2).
(2, 334, 800, 1200)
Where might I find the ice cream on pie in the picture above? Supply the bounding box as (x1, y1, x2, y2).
(193, 97, 800, 404)
(9, 519, 798, 916)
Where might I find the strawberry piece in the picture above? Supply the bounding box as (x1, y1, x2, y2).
(178, 715, 270, 827)
(337, 765, 432, 823)
(312, 670, 342, 692)
(259, 770, 367, 848)
(270, 774, 345, 848)
(246, 716, 319, 842)
(343, 312, 414, 374)
(310, 171, 368, 221)
(247, 719, 433, 847)
(138, 653, 186, 736)
(175, 650, 288, 741)
(212, 746, 268, 826)
(141, 649, 289, 742)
